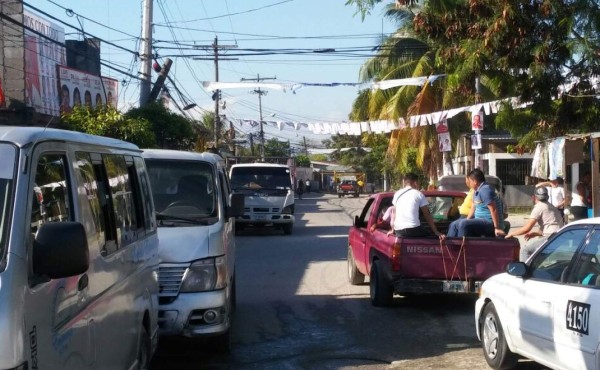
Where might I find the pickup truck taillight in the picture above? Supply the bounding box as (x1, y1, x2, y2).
(513, 243, 520, 262)
(392, 238, 401, 272)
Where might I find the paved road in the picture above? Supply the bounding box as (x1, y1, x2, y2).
(151, 193, 547, 370)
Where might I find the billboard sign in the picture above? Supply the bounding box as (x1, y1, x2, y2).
(23, 10, 66, 116)
(57, 66, 118, 114)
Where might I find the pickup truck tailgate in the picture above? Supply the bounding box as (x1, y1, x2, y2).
(396, 237, 519, 281)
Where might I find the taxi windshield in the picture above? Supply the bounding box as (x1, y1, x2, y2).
(0, 144, 17, 268)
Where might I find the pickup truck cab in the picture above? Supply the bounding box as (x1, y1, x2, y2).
(348, 191, 520, 306)
(337, 180, 359, 198)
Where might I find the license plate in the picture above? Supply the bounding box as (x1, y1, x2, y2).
(254, 214, 267, 221)
(443, 281, 468, 293)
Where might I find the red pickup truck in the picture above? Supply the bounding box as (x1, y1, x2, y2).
(347, 191, 520, 306)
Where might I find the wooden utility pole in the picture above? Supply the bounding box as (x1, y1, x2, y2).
(139, 0, 153, 105)
(194, 37, 237, 148)
(241, 74, 276, 161)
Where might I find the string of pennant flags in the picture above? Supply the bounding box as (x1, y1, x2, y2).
(229, 97, 524, 136)
(202, 74, 447, 94)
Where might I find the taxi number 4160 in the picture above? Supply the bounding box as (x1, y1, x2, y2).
(566, 300, 590, 335)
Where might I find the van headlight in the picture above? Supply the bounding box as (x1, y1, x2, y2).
(180, 257, 227, 292)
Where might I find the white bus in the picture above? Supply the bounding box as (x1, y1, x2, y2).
(229, 163, 295, 235)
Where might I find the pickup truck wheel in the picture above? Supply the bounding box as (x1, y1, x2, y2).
(283, 224, 293, 235)
(481, 303, 518, 370)
(347, 247, 365, 285)
(369, 260, 393, 306)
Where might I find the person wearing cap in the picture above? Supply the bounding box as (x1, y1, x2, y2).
(506, 186, 564, 262)
(535, 177, 566, 218)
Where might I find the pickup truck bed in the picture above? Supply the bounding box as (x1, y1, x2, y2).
(347, 191, 520, 306)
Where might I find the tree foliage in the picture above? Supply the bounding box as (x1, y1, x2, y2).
(124, 102, 197, 150)
(350, 0, 600, 151)
(60, 105, 156, 148)
(295, 154, 311, 167)
(264, 138, 291, 157)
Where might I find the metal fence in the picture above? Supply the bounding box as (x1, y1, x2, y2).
(496, 158, 532, 185)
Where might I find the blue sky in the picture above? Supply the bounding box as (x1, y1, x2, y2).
(29, 0, 395, 148)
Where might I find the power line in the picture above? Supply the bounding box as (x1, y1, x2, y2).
(155, 0, 294, 24)
(0, 14, 144, 82)
(43, 0, 141, 40)
(23, 2, 139, 57)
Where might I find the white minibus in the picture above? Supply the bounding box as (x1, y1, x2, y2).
(0, 126, 159, 370)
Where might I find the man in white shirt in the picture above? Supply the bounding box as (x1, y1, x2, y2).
(392, 173, 445, 239)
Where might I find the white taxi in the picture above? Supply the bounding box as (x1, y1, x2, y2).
(475, 220, 600, 370)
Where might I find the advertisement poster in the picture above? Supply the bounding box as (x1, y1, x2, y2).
(24, 11, 66, 116)
(436, 119, 451, 152)
(58, 66, 118, 114)
(471, 134, 482, 149)
(471, 110, 484, 131)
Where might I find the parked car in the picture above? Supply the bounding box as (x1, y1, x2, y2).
(348, 191, 520, 306)
(475, 219, 600, 370)
(337, 180, 359, 198)
(0, 127, 159, 370)
(143, 149, 244, 352)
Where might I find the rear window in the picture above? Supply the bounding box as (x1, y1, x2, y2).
(424, 195, 463, 222)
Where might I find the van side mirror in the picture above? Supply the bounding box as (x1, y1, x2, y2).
(33, 222, 89, 279)
(228, 193, 245, 218)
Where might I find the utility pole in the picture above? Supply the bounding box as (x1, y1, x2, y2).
(241, 74, 276, 161)
(146, 58, 172, 103)
(139, 0, 153, 105)
(303, 136, 308, 155)
(193, 37, 237, 149)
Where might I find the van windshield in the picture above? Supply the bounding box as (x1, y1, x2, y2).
(145, 159, 217, 222)
(0, 144, 16, 265)
(230, 166, 292, 195)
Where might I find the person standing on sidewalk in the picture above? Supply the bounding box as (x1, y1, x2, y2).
(297, 179, 304, 199)
(536, 177, 566, 218)
(571, 172, 591, 220)
(505, 186, 564, 262)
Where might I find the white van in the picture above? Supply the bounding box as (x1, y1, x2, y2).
(142, 149, 243, 351)
(0, 127, 159, 370)
(229, 163, 295, 235)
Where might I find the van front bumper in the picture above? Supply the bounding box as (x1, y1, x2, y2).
(236, 214, 294, 225)
(158, 290, 229, 337)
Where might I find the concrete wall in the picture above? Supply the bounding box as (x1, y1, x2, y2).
(505, 185, 534, 208)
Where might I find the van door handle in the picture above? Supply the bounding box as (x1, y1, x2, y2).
(78, 274, 89, 291)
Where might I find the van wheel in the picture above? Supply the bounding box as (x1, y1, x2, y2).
(137, 325, 151, 370)
(481, 303, 518, 369)
(370, 260, 393, 307)
(348, 247, 365, 285)
(283, 224, 293, 235)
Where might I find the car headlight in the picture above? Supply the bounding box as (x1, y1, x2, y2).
(180, 257, 227, 292)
